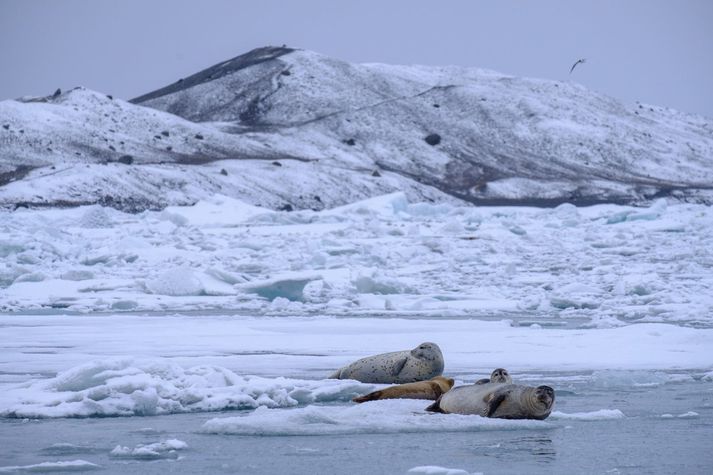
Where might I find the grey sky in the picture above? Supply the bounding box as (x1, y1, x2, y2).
(1, 0, 712, 118)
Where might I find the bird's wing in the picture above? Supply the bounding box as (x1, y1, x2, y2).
(569, 59, 585, 74)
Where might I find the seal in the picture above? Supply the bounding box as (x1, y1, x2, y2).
(474, 368, 512, 385)
(328, 342, 444, 384)
(425, 383, 555, 420)
(352, 376, 455, 403)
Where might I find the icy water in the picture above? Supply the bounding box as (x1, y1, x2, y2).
(1, 377, 711, 474)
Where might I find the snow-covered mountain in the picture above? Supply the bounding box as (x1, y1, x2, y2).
(1, 46, 712, 211)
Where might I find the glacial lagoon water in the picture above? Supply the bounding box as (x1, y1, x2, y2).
(1, 375, 711, 474)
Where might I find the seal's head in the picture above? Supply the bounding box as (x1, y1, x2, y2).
(411, 342, 442, 361)
(490, 368, 511, 384)
(431, 376, 455, 391)
(535, 385, 555, 410)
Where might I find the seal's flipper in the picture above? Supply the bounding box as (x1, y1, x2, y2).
(474, 378, 490, 385)
(392, 357, 408, 376)
(425, 395, 444, 413)
(352, 390, 382, 403)
(486, 391, 509, 418)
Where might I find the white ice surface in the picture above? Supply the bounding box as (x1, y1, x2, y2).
(1, 193, 712, 329)
(549, 409, 625, 421)
(0, 314, 710, 418)
(660, 411, 699, 419)
(0, 358, 370, 418)
(200, 399, 553, 436)
(110, 439, 187, 460)
(0, 194, 712, 423)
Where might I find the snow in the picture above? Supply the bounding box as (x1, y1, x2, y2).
(1, 194, 712, 329)
(1, 193, 712, 421)
(3, 48, 713, 212)
(0, 195, 711, 474)
(2, 47, 712, 473)
(0, 314, 710, 419)
(661, 412, 695, 419)
(162, 195, 271, 227)
(109, 439, 187, 460)
(0, 359, 371, 418)
(200, 399, 553, 436)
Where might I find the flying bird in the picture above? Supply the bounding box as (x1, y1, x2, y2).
(569, 58, 586, 74)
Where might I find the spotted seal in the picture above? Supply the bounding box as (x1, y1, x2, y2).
(425, 383, 555, 420)
(474, 368, 512, 385)
(329, 342, 444, 384)
(352, 376, 455, 403)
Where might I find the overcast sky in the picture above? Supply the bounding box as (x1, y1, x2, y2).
(1, 0, 711, 118)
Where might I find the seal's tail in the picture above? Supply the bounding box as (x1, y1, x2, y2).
(352, 390, 382, 403)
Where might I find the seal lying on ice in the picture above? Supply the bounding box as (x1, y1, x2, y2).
(352, 376, 455, 403)
(474, 368, 512, 385)
(329, 342, 444, 384)
(425, 383, 555, 420)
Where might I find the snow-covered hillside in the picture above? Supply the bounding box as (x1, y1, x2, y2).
(1, 46, 712, 211)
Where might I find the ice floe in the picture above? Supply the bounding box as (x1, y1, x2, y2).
(0, 359, 372, 418)
(550, 409, 625, 420)
(1, 194, 711, 328)
(110, 439, 187, 460)
(660, 411, 699, 419)
(201, 399, 553, 436)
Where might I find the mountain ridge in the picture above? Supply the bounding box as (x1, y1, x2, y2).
(1, 46, 712, 212)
